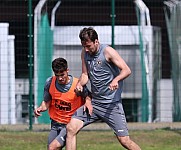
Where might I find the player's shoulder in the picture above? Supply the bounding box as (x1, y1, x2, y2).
(103, 45, 117, 59)
(45, 76, 53, 86)
(104, 45, 115, 51)
(46, 76, 53, 82)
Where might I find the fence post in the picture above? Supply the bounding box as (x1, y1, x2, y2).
(28, 0, 33, 130)
(111, 0, 115, 48)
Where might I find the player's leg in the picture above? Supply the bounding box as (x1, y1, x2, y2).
(48, 128, 61, 150)
(49, 139, 62, 150)
(113, 104, 141, 150)
(117, 135, 141, 150)
(48, 122, 66, 150)
(66, 105, 99, 150)
(47, 127, 57, 149)
(66, 118, 84, 150)
(94, 102, 141, 150)
(112, 103, 141, 150)
(66, 105, 87, 150)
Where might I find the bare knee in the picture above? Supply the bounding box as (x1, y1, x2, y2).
(66, 123, 76, 136)
(48, 145, 61, 150)
(48, 140, 62, 150)
(118, 136, 131, 146)
(66, 119, 83, 136)
(117, 136, 141, 150)
(48, 145, 62, 150)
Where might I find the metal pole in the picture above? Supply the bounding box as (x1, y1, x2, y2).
(111, 0, 115, 48)
(34, 0, 47, 124)
(51, 0, 61, 30)
(28, 0, 33, 130)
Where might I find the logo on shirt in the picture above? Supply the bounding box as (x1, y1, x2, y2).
(55, 99, 71, 111)
(94, 59, 102, 69)
(96, 59, 102, 65)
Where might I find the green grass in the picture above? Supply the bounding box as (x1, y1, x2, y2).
(0, 129, 181, 150)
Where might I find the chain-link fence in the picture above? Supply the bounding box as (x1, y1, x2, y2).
(0, 0, 177, 127)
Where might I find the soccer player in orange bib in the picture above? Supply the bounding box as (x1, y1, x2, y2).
(34, 57, 92, 150)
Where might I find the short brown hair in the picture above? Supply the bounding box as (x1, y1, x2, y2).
(52, 57, 68, 74)
(79, 27, 98, 42)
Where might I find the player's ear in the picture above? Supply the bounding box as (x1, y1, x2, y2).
(95, 39, 99, 45)
(67, 68, 69, 72)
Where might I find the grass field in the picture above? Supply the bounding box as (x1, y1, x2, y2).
(0, 129, 181, 150)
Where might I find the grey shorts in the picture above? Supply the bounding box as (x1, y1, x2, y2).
(48, 120, 67, 148)
(72, 101, 129, 137)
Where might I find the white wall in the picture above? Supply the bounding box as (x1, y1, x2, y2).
(0, 23, 16, 124)
(157, 79, 173, 122)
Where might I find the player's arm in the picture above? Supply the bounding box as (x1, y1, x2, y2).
(104, 46, 131, 90)
(34, 100, 51, 118)
(81, 86, 93, 116)
(82, 85, 93, 115)
(74, 85, 91, 99)
(34, 77, 52, 117)
(74, 85, 93, 115)
(76, 49, 89, 91)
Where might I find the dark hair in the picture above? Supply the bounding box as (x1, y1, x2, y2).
(79, 27, 98, 42)
(52, 57, 68, 74)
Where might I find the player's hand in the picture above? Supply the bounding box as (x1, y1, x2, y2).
(84, 96, 93, 116)
(75, 82, 83, 92)
(74, 88, 82, 97)
(34, 107, 42, 118)
(109, 79, 119, 90)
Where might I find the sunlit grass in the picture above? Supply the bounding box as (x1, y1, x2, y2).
(0, 129, 180, 150)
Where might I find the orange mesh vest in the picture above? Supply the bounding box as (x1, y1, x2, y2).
(49, 76, 84, 124)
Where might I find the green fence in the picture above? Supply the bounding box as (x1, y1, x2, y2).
(164, 0, 181, 121)
(37, 13, 53, 123)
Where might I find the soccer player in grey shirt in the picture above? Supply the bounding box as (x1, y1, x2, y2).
(66, 27, 141, 150)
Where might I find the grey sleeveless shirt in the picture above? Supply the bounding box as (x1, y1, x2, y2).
(84, 44, 123, 104)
